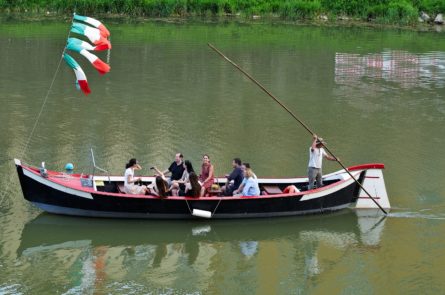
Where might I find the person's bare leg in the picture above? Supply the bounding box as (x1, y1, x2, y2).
(200, 187, 206, 198)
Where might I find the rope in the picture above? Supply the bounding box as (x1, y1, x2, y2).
(185, 199, 193, 214)
(185, 197, 222, 218)
(22, 56, 65, 161)
(211, 198, 223, 217)
(0, 17, 74, 210)
(0, 55, 65, 209)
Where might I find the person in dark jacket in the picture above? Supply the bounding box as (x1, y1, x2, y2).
(222, 158, 243, 196)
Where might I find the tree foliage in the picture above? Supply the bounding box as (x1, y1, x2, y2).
(1, 0, 444, 24)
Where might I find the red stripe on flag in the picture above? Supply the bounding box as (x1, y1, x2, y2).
(78, 80, 91, 95)
(99, 24, 110, 38)
(92, 59, 110, 75)
(94, 44, 110, 51)
(94, 37, 111, 50)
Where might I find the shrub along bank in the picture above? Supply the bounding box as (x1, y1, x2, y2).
(1, 0, 445, 25)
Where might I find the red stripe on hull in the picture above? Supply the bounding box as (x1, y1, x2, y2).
(348, 163, 384, 171)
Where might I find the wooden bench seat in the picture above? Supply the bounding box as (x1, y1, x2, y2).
(117, 183, 126, 194)
(262, 185, 283, 195)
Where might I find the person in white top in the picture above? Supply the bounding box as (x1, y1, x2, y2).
(307, 134, 338, 190)
(124, 158, 148, 195)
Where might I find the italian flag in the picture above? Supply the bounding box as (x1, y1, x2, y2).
(73, 13, 110, 38)
(63, 53, 91, 95)
(67, 37, 109, 51)
(66, 42, 110, 75)
(71, 22, 111, 50)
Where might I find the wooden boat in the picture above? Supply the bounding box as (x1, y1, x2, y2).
(14, 159, 390, 219)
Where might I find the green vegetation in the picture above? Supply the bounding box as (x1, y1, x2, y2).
(1, 0, 445, 25)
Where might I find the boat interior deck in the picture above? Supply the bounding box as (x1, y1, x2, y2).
(94, 178, 342, 196)
(22, 164, 351, 197)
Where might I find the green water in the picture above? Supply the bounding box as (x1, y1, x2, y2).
(0, 20, 444, 294)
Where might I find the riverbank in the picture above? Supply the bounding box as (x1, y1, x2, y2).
(1, 12, 444, 34)
(0, 0, 444, 32)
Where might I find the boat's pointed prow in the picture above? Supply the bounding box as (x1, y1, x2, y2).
(355, 168, 390, 210)
(14, 159, 21, 166)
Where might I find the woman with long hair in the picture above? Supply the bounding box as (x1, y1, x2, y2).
(151, 176, 169, 198)
(185, 172, 201, 198)
(199, 154, 214, 197)
(123, 158, 148, 195)
(241, 168, 260, 197)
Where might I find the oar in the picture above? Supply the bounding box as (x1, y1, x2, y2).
(208, 43, 387, 215)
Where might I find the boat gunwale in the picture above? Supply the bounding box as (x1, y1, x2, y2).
(17, 161, 381, 201)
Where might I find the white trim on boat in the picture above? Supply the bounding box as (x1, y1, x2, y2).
(299, 172, 360, 201)
(91, 170, 353, 185)
(23, 168, 93, 200)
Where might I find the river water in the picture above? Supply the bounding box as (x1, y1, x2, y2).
(0, 20, 444, 294)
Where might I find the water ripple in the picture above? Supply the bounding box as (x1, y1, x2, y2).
(388, 211, 445, 220)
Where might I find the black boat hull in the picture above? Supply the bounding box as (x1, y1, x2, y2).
(16, 163, 362, 219)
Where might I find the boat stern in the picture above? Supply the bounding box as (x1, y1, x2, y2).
(355, 167, 390, 210)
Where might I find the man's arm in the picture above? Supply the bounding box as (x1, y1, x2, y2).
(311, 134, 318, 151)
(152, 167, 166, 177)
(324, 152, 338, 162)
(162, 163, 173, 176)
(227, 169, 236, 182)
(234, 181, 245, 194)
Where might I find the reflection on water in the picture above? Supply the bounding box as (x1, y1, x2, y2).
(15, 211, 386, 293)
(239, 241, 258, 258)
(335, 51, 445, 89)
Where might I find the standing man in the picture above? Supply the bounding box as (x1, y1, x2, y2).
(163, 153, 185, 185)
(307, 135, 337, 190)
(222, 158, 243, 196)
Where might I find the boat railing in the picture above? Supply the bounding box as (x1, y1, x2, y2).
(90, 148, 111, 183)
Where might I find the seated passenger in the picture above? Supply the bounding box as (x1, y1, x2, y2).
(150, 176, 170, 198)
(233, 163, 256, 196)
(162, 153, 185, 185)
(283, 185, 300, 194)
(199, 154, 214, 197)
(184, 172, 201, 198)
(172, 160, 195, 196)
(241, 168, 260, 197)
(124, 158, 148, 195)
(234, 165, 260, 197)
(221, 158, 243, 196)
(149, 166, 178, 196)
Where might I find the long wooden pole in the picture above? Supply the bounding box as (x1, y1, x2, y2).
(208, 43, 387, 215)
